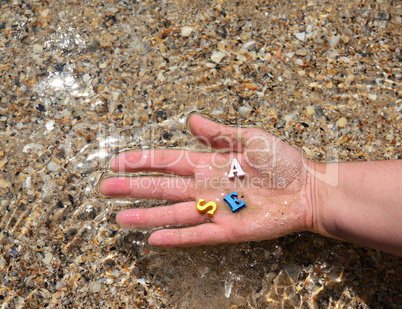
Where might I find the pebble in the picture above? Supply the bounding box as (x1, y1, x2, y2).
(242, 40, 257, 50)
(211, 51, 225, 63)
(181, 26, 193, 37)
(0, 160, 7, 169)
(0, 178, 9, 188)
(294, 58, 304, 66)
(306, 106, 315, 115)
(91, 281, 102, 293)
(295, 32, 306, 42)
(396, 102, 402, 112)
(341, 35, 350, 43)
(43, 252, 53, 265)
(211, 109, 224, 116)
(112, 91, 120, 101)
(313, 106, 324, 117)
(302, 146, 314, 157)
(33, 44, 43, 54)
(347, 74, 355, 82)
(41, 9, 50, 17)
(47, 158, 61, 172)
(238, 106, 251, 118)
(337, 117, 348, 128)
(295, 49, 308, 56)
(328, 35, 341, 47)
(83, 74, 91, 82)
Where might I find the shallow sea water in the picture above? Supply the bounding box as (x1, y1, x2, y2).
(0, 0, 401, 308)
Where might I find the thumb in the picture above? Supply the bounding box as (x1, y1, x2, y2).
(187, 113, 246, 152)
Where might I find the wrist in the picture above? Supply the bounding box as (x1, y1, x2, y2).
(303, 159, 332, 237)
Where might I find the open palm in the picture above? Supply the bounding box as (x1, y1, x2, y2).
(100, 114, 312, 247)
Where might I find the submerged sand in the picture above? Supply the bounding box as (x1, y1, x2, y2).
(0, 0, 401, 307)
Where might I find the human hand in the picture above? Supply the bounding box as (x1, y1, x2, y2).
(100, 113, 314, 247)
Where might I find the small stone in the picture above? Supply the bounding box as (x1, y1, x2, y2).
(328, 36, 341, 47)
(302, 146, 314, 158)
(83, 74, 91, 82)
(386, 134, 393, 141)
(368, 94, 377, 101)
(238, 106, 251, 118)
(157, 72, 165, 82)
(205, 62, 216, 68)
(91, 281, 102, 293)
(313, 106, 324, 117)
(47, 158, 61, 172)
(236, 54, 247, 62)
(211, 51, 225, 63)
(33, 44, 43, 54)
(294, 58, 304, 66)
(277, 119, 286, 129)
(242, 40, 257, 50)
(217, 42, 225, 52)
(0, 160, 7, 169)
(0, 256, 6, 272)
(337, 117, 347, 128)
(41, 9, 49, 17)
(295, 49, 308, 56)
(347, 74, 355, 82)
(286, 51, 295, 59)
(211, 109, 224, 116)
(341, 35, 350, 44)
(369, 255, 379, 268)
(324, 50, 339, 58)
(306, 106, 315, 115)
(112, 91, 120, 101)
(43, 252, 53, 265)
(47, 162, 59, 172)
(99, 62, 107, 69)
(295, 32, 306, 41)
(108, 7, 119, 14)
(133, 41, 148, 54)
(297, 70, 305, 76)
(181, 26, 193, 37)
(138, 68, 147, 77)
(326, 80, 333, 88)
(0, 178, 9, 188)
(396, 102, 402, 112)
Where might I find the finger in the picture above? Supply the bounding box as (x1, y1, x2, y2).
(99, 177, 194, 200)
(109, 150, 210, 175)
(148, 223, 230, 247)
(188, 113, 246, 152)
(116, 202, 208, 228)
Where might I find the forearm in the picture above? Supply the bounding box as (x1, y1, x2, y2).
(310, 160, 402, 256)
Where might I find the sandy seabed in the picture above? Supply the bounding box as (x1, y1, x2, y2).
(0, 0, 401, 308)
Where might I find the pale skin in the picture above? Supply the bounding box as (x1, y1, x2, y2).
(100, 114, 402, 256)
